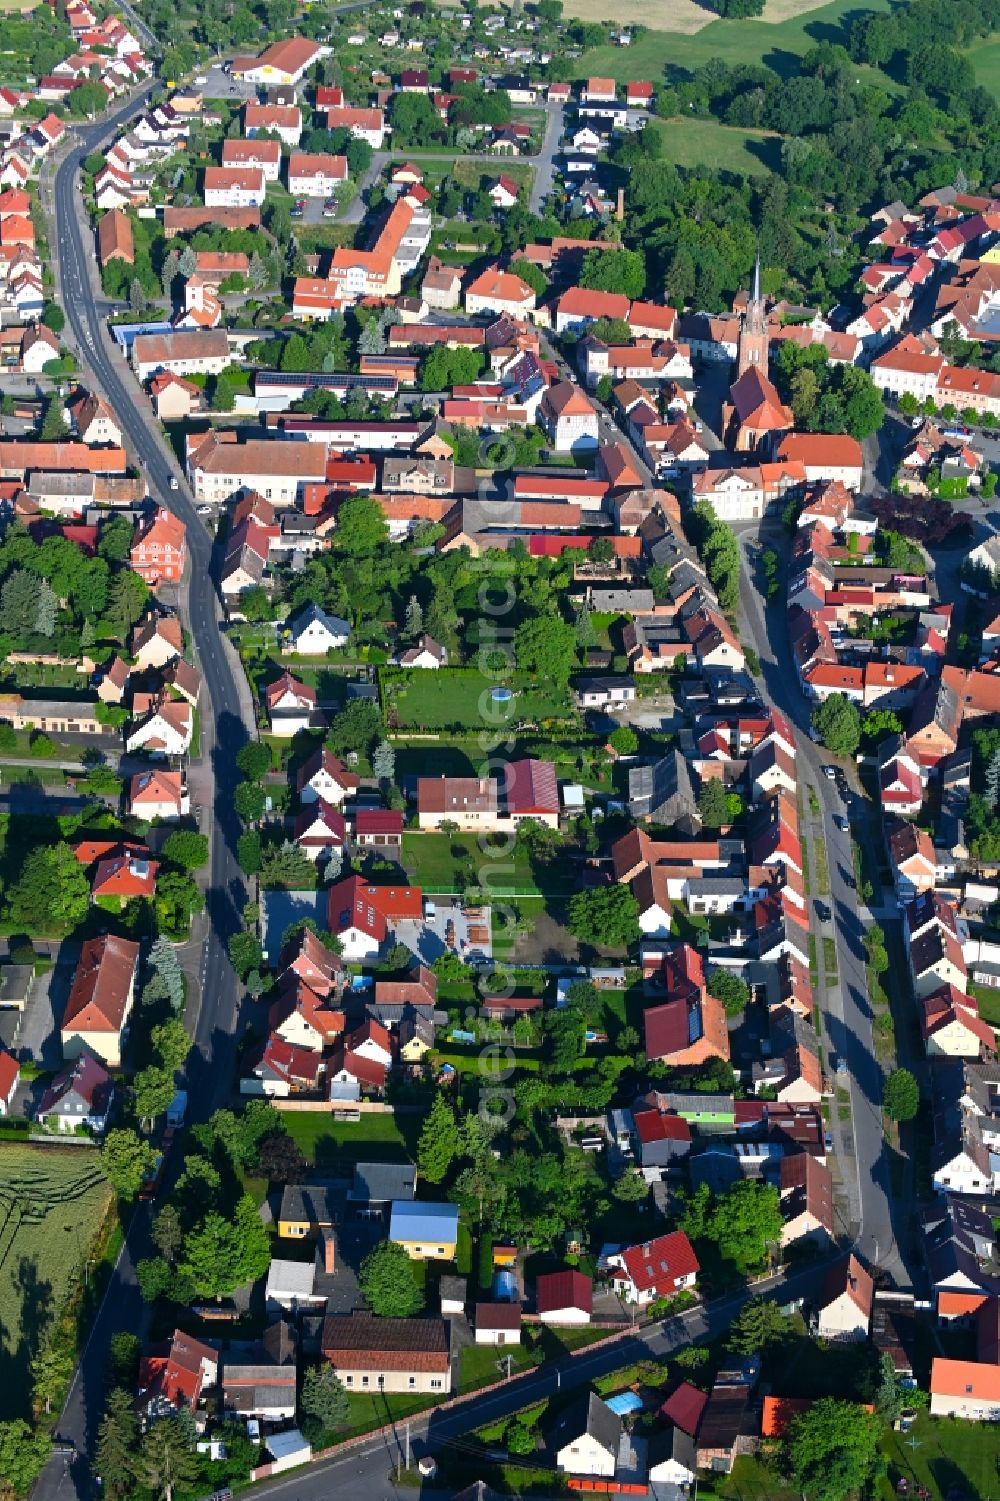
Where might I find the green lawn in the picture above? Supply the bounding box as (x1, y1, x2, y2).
(340, 1391, 439, 1441)
(969, 981, 1000, 1027)
(0, 1145, 113, 1420)
(459, 1341, 535, 1392)
(651, 116, 781, 175)
(401, 831, 577, 897)
(384, 669, 575, 732)
(453, 160, 535, 196)
(701, 1454, 800, 1501)
(577, 0, 895, 80)
(880, 1412, 1000, 1501)
(281, 1111, 419, 1169)
(968, 36, 1000, 92)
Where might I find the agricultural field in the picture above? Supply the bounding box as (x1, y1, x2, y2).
(383, 668, 575, 732)
(576, 0, 894, 80)
(0, 1145, 112, 1420)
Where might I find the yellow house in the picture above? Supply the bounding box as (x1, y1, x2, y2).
(60, 934, 139, 1070)
(278, 1184, 335, 1239)
(389, 1201, 459, 1260)
(399, 1013, 434, 1063)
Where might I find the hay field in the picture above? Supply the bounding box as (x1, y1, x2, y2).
(563, 0, 832, 25)
(0, 1145, 112, 1419)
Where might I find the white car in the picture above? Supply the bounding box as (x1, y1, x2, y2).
(169, 477, 178, 490)
(822, 766, 836, 780)
(197, 504, 212, 516)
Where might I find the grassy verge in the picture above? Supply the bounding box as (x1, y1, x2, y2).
(813, 835, 830, 896)
(822, 936, 838, 982)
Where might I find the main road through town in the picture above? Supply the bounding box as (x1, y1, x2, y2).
(735, 527, 906, 1289)
(36, 87, 256, 1501)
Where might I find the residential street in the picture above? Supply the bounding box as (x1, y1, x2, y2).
(35, 87, 257, 1501)
(245, 1260, 832, 1501)
(736, 526, 908, 1288)
(338, 104, 565, 227)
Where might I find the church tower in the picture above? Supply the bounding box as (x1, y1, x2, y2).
(736, 255, 768, 379)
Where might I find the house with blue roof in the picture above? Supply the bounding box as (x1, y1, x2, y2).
(389, 1200, 459, 1260)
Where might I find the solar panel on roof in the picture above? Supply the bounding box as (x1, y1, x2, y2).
(256, 371, 398, 393)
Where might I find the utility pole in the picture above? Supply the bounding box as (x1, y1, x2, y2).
(405, 1423, 410, 1471)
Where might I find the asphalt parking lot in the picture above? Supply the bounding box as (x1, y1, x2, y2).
(196, 63, 257, 102)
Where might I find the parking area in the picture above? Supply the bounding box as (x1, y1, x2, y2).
(395, 899, 493, 964)
(260, 890, 325, 963)
(293, 197, 333, 227)
(12, 952, 72, 1071)
(196, 63, 257, 102)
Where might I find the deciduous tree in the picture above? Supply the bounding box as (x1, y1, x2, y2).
(567, 884, 640, 949)
(101, 1129, 159, 1200)
(359, 1241, 423, 1317)
(811, 693, 861, 757)
(787, 1398, 882, 1501)
(883, 1067, 919, 1122)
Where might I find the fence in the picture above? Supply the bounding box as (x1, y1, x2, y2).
(269, 1098, 395, 1115)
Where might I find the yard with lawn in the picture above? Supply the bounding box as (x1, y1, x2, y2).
(401, 831, 578, 897)
(880, 1412, 1000, 1501)
(970, 981, 1000, 1027)
(452, 160, 536, 197)
(281, 1110, 422, 1170)
(383, 669, 575, 732)
(0, 1144, 113, 1421)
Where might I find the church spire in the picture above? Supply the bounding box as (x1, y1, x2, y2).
(736, 253, 768, 378)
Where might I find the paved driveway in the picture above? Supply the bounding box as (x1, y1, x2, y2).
(15, 950, 76, 1069)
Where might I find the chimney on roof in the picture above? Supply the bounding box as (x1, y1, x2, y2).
(319, 1230, 336, 1275)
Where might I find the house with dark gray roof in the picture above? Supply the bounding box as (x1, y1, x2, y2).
(550, 1391, 622, 1478)
(628, 749, 701, 833)
(349, 1161, 417, 1205)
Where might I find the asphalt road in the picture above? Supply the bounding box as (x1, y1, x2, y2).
(528, 102, 564, 215)
(736, 527, 906, 1288)
(246, 1261, 831, 1501)
(36, 87, 256, 1500)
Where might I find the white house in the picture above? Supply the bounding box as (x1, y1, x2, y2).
(203, 166, 266, 208)
(816, 1254, 874, 1342)
(125, 696, 193, 757)
(285, 602, 349, 654)
(552, 1393, 621, 1479)
(295, 746, 360, 806)
(287, 151, 347, 198)
(540, 380, 599, 453)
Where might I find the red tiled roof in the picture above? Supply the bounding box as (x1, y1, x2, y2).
(535, 1269, 592, 1316)
(613, 1230, 699, 1296)
(659, 1380, 708, 1436)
